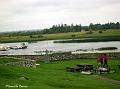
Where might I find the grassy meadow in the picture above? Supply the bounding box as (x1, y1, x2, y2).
(0, 57, 120, 89)
(0, 29, 120, 43)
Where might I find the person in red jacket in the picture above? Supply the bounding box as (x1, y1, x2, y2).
(102, 53, 108, 67)
(97, 53, 108, 67)
(97, 54, 103, 66)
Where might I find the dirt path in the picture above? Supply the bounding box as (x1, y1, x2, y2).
(93, 75, 120, 85)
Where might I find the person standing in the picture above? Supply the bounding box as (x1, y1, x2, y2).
(102, 53, 108, 67)
(97, 54, 104, 67)
(97, 53, 108, 67)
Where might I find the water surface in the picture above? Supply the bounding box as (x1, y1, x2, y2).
(0, 40, 120, 55)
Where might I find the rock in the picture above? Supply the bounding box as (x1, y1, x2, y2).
(18, 76, 29, 80)
(81, 71, 93, 75)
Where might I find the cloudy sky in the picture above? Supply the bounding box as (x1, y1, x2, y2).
(0, 0, 120, 32)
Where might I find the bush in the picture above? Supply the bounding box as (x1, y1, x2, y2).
(29, 35, 33, 38)
(71, 34, 76, 37)
(99, 30, 103, 33)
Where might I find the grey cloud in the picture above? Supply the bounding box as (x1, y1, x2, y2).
(0, 0, 120, 32)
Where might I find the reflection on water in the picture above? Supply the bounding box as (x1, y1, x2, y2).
(0, 40, 120, 55)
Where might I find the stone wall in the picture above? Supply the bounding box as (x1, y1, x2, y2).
(2, 52, 120, 61)
(1, 59, 36, 68)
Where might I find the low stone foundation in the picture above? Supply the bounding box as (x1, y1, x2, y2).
(1, 52, 120, 61)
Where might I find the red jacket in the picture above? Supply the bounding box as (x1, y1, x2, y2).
(97, 54, 108, 62)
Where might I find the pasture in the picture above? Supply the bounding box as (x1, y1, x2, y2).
(0, 57, 120, 89)
(0, 29, 120, 43)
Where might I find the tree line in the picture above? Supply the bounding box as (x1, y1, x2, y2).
(41, 22, 120, 34)
(0, 22, 120, 37)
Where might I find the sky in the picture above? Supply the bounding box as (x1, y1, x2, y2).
(0, 0, 120, 32)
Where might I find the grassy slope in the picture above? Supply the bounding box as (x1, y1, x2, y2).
(0, 29, 120, 43)
(45, 29, 120, 39)
(0, 58, 120, 89)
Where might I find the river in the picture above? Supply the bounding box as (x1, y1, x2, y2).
(0, 40, 120, 55)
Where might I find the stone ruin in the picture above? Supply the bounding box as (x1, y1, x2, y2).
(4, 59, 36, 68)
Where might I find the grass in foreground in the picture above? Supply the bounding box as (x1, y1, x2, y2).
(0, 58, 120, 89)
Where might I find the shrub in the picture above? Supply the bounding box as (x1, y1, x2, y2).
(99, 30, 103, 33)
(71, 34, 76, 37)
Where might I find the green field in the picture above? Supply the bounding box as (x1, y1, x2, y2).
(0, 57, 120, 89)
(0, 29, 120, 43)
